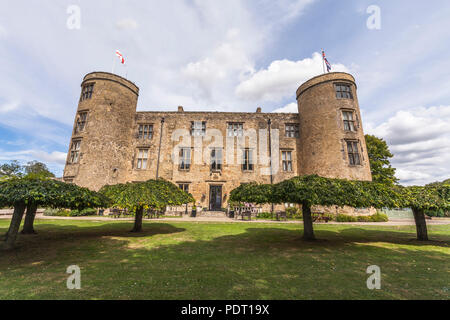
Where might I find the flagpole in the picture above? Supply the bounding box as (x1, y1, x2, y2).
(321, 48, 325, 74)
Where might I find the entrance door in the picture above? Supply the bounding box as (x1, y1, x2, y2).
(209, 186, 222, 211)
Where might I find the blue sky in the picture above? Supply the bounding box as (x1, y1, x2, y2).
(1, 0, 449, 185)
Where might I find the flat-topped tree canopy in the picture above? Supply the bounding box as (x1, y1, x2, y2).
(0, 176, 108, 209)
(229, 183, 274, 205)
(272, 175, 403, 209)
(100, 179, 194, 212)
(0, 176, 108, 250)
(100, 179, 194, 232)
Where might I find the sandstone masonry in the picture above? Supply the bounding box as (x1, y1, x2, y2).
(63, 71, 372, 212)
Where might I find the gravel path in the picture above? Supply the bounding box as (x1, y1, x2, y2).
(1, 213, 449, 226)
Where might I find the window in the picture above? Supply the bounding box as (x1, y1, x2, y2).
(342, 111, 356, 131)
(242, 149, 254, 171)
(211, 148, 222, 171)
(75, 112, 88, 133)
(179, 184, 189, 193)
(285, 124, 299, 138)
(138, 124, 153, 139)
(80, 83, 94, 101)
(227, 123, 243, 137)
(335, 83, 353, 99)
(70, 140, 81, 163)
(191, 121, 206, 136)
(179, 148, 191, 170)
(346, 141, 361, 165)
(282, 151, 293, 172)
(137, 149, 149, 169)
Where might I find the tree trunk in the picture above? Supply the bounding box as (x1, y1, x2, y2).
(302, 202, 315, 240)
(3, 202, 26, 250)
(21, 203, 38, 234)
(131, 207, 144, 232)
(412, 208, 429, 241)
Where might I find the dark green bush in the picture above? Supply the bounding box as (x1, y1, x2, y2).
(70, 208, 98, 216)
(256, 212, 273, 219)
(336, 212, 388, 222)
(286, 207, 302, 219)
(43, 208, 97, 217)
(336, 214, 357, 222)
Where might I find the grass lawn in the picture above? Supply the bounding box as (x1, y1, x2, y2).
(0, 219, 449, 300)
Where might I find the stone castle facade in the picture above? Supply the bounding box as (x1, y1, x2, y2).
(63, 71, 372, 212)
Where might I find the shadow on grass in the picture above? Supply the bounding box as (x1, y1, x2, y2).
(0, 222, 449, 299)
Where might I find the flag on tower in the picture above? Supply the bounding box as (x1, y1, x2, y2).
(322, 50, 332, 72)
(116, 50, 125, 64)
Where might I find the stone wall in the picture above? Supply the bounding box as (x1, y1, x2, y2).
(63, 71, 373, 211)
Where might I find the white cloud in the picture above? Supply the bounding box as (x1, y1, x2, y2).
(272, 102, 298, 113)
(0, 100, 20, 113)
(0, 24, 6, 38)
(235, 52, 349, 102)
(181, 29, 255, 102)
(365, 105, 450, 185)
(116, 18, 138, 30)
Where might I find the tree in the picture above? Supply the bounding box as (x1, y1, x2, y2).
(401, 185, 450, 240)
(0, 176, 108, 250)
(0, 160, 23, 178)
(24, 161, 55, 178)
(230, 183, 274, 206)
(365, 134, 399, 185)
(230, 175, 402, 240)
(100, 179, 194, 232)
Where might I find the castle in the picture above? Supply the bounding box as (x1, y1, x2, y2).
(63, 71, 372, 212)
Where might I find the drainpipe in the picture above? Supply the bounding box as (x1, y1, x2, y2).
(268, 118, 274, 214)
(155, 117, 165, 179)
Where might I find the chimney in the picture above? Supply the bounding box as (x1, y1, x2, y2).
(178, 106, 184, 112)
(256, 107, 262, 113)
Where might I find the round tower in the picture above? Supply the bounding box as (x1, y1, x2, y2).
(296, 72, 372, 181)
(63, 72, 139, 190)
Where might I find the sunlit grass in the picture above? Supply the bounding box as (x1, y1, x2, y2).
(0, 219, 448, 300)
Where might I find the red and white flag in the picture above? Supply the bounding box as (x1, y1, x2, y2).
(115, 50, 125, 64)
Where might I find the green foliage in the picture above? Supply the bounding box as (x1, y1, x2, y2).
(336, 214, 357, 222)
(401, 185, 450, 212)
(100, 179, 194, 213)
(272, 175, 403, 209)
(286, 207, 302, 219)
(365, 134, 399, 185)
(43, 208, 71, 217)
(229, 183, 273, 204)
(256, 212, 273, 219)
(370, 212, 389, 222)
(337, 212, 388, 222)
(24, 161, 55, 178)
(0, 176, 108, 209)
(0, 160, 23, 178)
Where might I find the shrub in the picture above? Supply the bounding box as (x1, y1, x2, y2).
(357, 215, 371, 222)
(43, 208, 97, 217)
(370, 212, 389, 222)
(336, 214, 357, 222)
(286, 207, 302, 219)
(70, 208, 98, 216)
(43, 208, 71, 217)
(256, 212, 273, 219)
(336, 212, 389, 222)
